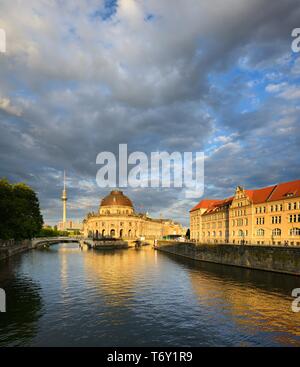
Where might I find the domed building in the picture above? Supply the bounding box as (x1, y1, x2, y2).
(83, 190, 185, 240)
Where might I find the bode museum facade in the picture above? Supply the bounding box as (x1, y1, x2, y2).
(83, 190, 185, 240)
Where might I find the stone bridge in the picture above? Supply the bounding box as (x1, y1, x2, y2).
(32, 237, 83, 248)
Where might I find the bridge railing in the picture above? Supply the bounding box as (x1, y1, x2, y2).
(32, 236, 84, 248)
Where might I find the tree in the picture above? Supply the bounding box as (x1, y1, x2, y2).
(186, 228, 190, 239)
(0, 179, 14, 239)
(0, 179, 43, 240)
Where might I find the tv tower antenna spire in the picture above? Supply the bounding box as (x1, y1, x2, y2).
(61, 170, 67, 224)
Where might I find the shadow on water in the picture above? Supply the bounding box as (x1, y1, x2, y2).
(0, 258, 43, 347)
(158, 250, 300, 297)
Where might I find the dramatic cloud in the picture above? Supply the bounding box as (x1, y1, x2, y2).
(0, 0, 299, 226)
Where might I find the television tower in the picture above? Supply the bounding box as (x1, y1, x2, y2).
(61, 170, 67, 224)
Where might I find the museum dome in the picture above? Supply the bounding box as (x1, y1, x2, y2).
(100, 190, 133, 208)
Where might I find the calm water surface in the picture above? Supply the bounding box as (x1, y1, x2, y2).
(0, 243, 300, 347)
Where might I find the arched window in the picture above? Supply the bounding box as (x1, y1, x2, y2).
(238, 230, 244, 237)
(212, 231, 216, 237)
(110, 229, 115, 237)
(272, 228, 281, 237)
(290, 228, 300, 236)
(257, 229, 265, 236)
(207, 231, 210, 237)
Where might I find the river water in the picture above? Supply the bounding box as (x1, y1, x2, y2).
(0, 243, 299, 347)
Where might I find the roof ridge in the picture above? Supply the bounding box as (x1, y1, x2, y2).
(265, 183, 278, 202)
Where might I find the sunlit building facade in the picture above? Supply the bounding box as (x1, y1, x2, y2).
(190, 179, 300, 246)
(83, 190, 185, 240)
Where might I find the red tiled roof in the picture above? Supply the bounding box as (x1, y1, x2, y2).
(245, 180, 300, 203)
(204, 197, 234, 214)
(267, 179, 300, 202)
(190, 179, 300, 213)
(189, 199, 222, 212)
(245, 186, 276, 204)
(219, 196, 234, 206)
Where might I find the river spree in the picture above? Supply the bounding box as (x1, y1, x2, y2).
(0, 243, 300, 346)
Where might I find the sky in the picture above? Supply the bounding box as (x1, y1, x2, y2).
(0, 0, 300, 227)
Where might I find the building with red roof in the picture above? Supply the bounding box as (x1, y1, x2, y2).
(190, 179, 300, 246)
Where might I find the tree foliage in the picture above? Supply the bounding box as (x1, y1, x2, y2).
(38, 227, 69, 237)
(0, 178, 43, 240)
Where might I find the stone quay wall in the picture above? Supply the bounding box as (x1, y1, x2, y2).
(156, 241, 300, 276)
(0, 240, 33, 261)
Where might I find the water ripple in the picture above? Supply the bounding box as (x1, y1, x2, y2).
(0, 244, 299, 346)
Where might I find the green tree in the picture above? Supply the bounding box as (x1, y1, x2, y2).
(0, 179, 14, 239)
(37, 227, 69, 237)
(0, 179, 43, 240)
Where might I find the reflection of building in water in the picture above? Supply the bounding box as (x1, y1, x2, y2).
(83, 190, 185, 240)
(83, 247, 153, 307)
(188, 268, 300, 344)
